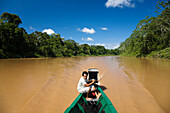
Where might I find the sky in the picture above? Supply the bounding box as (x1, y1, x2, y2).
(0, 0, 159, 49)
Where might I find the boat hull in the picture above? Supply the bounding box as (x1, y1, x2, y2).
(64, 87, 117, 113)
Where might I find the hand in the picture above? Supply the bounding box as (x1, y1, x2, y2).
(92, 79, 95, 83)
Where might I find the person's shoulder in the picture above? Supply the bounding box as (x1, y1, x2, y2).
(80, 76, 83, 80)
(80, 76, 85, 81)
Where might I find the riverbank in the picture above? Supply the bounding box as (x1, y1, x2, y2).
(120, 47, 170, 59)
(147, 47, 170, 59)
(0, 54, 117, 59)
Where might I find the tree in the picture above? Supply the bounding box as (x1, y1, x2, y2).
(80, 44, 91, 55)
(63, 39, 79, 56)
(0, 12, 116, 58)
(119, 0, 170, 57)
(1, 12, 22, 27)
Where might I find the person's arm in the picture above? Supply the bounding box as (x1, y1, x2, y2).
(84, 79, 95, 87)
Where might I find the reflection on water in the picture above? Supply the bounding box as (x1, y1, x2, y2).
(0, 56, 169, 113)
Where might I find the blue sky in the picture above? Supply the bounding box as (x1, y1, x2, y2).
(0, 0, 158, 49)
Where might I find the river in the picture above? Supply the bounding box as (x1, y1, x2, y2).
(0, 56, 169, 113)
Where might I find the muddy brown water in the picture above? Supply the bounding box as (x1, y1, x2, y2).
(0, 56, 169, 113)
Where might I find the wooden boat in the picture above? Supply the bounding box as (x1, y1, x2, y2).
(64, 68, 118, 113)
(64, 86, 117, 113)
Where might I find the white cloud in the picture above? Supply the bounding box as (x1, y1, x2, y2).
(42, 29, 55, 35)
(105, 0, 137, 8)
(94, 43, 120, 49)
(30, 26, 35, 30)
(78, 27, 95, 34)
(82, 37, 94, 41)
(96, 43, 106, 46)
(87, 37, 94, 41)
(113, 44, 120, 49)
(101, 27, 108, 30)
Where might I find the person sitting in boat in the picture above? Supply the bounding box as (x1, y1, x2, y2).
(77, 71, 96, 100)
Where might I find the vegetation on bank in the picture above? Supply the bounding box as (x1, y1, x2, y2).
(0, 0, 169, 59)
(0, 13, 118, 59)
(147, 47, 170, 59)
(118, 0, 170, 59)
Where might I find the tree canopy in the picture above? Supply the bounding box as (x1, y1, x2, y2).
(1, 12, 22, 27)
(0, 13, 116, 59)
(118, 0, 170, 58)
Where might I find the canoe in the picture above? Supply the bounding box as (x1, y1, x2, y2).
(64, 86, 118, 113)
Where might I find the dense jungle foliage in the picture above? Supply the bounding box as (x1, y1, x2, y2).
(0, 0, 169, 59)
(0, 14, 117, 59)
(118, 0, 170, 59)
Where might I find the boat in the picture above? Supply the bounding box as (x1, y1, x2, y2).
(64, 68, 118, 113)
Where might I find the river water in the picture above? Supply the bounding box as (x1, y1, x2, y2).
(0, 56, 169, 113)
